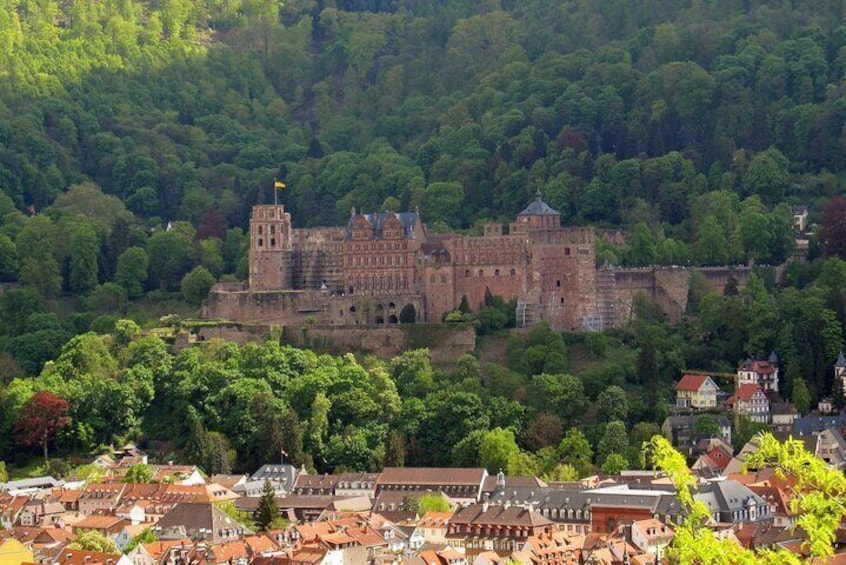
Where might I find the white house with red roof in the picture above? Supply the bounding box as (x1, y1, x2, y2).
(726, 384, 770, 424)
(674, 375, 719, 410)
(737, 353, 779, 393)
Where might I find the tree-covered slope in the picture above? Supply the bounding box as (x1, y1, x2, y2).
(2, 0, 846, 232)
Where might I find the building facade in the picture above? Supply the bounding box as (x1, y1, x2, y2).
(204, 195, 597, 330)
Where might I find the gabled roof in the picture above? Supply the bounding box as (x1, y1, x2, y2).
(837, 350, 846, 369)
(345, 212, 421, 240)
(450, 503, 553, 528)
(727, 384, 767, 404)
(674, 374, 717, 392)
(739, 360, 775, 375)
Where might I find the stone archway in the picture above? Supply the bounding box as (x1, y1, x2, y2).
(399, 304, 416, 324)
(387, 315, 398, 324)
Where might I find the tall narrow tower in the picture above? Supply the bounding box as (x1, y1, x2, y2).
(249, 205, 293, 290)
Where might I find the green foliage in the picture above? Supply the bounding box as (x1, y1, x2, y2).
(124, 528, 157, 552)
(123, 463, 153, 483)
(181, 266, 216, 305)
(791, 378, 811, 416)
(600, 453, 628, 475)
(648, 433, 846, 563)
(255, 479, 282, 532)
(69, 530, 118, 553)
(479, 427, 520, 474)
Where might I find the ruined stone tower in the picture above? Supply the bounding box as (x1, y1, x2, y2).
(249, 204, 293, 290)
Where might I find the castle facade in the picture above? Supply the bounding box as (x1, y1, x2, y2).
(204, 194, 598, 330)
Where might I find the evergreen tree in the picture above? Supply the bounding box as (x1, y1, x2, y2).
(255, 479, 280, 532)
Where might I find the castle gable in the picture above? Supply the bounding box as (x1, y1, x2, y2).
(346, 212, 420, 240)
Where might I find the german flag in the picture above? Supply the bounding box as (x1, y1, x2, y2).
(274, 180, 286, 189)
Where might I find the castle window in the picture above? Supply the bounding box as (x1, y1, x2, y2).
(350, 306, 356, 313)
(270, 238, 276, 247)
(556, 280, 561, 287)
(270, 225, 275, 234)
(258, 226, 263, 235)
(560, 298, 564, 304)
(441, 275, 447, 283)
(565, 248, 571, 256)
(258, 238, 263, 247)
(510, 268, 516, 275)
(465, 270, 470, 277)
(478, 269, 483, 277)
(495, 269, 500, 276)
(430, 275, 436, 283)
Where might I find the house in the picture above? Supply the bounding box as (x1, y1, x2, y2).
(249, 465, 300, 495)
(415, 511, 452, 546)
(517, 531, 580, 565)
(0, 477, 62, 496)
(691, 438, 733, 476)
(792, 205, 809, 233)
(694, 479, 771, 524)
(292, 472, 380, 500)
(488, 486, 592, 535)
(0, 538, 33, 565)
(747, 484, 794, 529)
(674, 374, 719, 410)
(53, 548, 131, 565)
(630, 519, 674, 558)
(148, 465, 204, 486)
(209, 475, 248, 491)
(770, 403, 798, 434)
(818, 397, 835, 414)
(447, 502, 553, 558)
(154, 503, 252, 544)
(125, 538, 192, 565)
(737, 355, 779, 393)
(726, 384, 770, 424)
(71, 515, 130, 537)
(813, 427, 846, 470)
(19, 496, 64, 527)
(114, 525, 149, 552)
(78, 483, 127, 516)
(661, 415, 732, 450)
(836, 351, 846, 400)
(376, 468, 488, 505)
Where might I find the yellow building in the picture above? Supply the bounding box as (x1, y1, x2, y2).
(0, 538, 34, 565)
(674, 374, 719, 410)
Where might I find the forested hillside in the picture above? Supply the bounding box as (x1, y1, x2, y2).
(3, 0, 846, 231)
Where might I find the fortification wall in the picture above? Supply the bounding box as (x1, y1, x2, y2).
(605, 266, 753, 326)
(283, 324, 476, 363)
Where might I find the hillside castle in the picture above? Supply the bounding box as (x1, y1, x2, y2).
(203, 195, 749, 330)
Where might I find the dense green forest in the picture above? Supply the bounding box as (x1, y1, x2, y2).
(6, 0, 846, 473)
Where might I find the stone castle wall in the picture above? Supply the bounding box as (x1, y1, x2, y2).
(605, 266, 752, 326)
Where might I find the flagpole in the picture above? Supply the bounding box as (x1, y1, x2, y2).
(274, 179, 278, 206)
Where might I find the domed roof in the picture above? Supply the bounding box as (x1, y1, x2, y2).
(518, 190, 559, 216)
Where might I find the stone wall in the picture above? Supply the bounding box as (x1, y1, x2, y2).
(604, 266, 753, 326)
(282, 324, 476, 363)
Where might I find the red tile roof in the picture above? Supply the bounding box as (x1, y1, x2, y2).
(674, 374, 709, 391)
(739, 360, 775, 374)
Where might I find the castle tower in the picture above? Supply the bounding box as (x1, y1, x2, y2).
(515, 189, 561, 231)
(249, 205, 293, 290)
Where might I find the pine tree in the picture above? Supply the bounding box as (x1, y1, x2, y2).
(255, 479, 280, 532)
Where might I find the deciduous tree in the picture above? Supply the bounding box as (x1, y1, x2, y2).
(15, 391, 70, 462)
